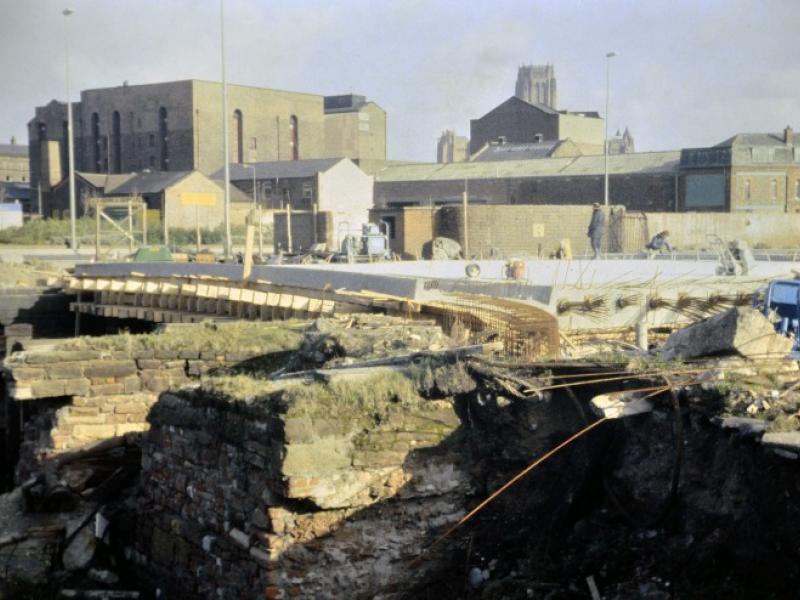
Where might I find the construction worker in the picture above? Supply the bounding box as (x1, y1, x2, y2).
(645, 230, 672, 257)
(587, 203, 605, 259)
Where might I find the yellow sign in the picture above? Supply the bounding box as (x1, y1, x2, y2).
(180, 193, 217, 207)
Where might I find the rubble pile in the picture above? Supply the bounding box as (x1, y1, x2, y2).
(292, 314, 454, 369)
(0, 436, 141, 598)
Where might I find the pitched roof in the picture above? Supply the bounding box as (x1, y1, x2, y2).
(376, 151, 680, 183)
(715, 132, 800, 147)
(109, 170, 193, 194)
(214, 159, 344, 181)
(0, 144, 28, 157)
(476, 96, 559, 120)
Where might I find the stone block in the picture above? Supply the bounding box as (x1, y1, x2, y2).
(122, 376, 142, 393)
(47, 362, 85, 380)
(62, 378, 91, 397)
(178, 350, 200, 360)
(83, 360, 138, 380)
(72, 424, 117, 440)
(115, 401, 148, 414)
(162, 360, 186, 369)
(90, 383, 125, 397)
(154, 349, 180, 359)
(116, 423, 149, 435)
(30, 380, 66, 398)
(137, 359, 162, 370)
(145, 377, 171, 393)
(10, 366, 45, 381)
(351, 450, 408, 468)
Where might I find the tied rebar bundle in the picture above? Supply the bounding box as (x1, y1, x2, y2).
(557, 296, 608, 318)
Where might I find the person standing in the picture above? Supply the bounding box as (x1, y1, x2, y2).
(587, 202, 605, 259)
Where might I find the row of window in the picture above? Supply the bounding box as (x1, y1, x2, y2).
(36, 108, 303, 175)
(232, 110, 299, 163)
(742, 178, 800, 201)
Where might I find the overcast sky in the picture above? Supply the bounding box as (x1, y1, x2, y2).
(1, 0, 798, 161)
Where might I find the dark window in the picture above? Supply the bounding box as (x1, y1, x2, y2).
(61, 120, 69, 180)
(149, 156, 155, 168)
(383, 216, 396, 239)
(233, 109, 244, 164)
(112, 111, 121, 173)
(149, 134, 155, 147)
(159, 107, 169, 170)
(91, 113, 101, 171)
(289, 115, 299, 161)
(302, 182, 313, 199)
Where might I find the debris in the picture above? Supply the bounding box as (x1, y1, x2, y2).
(661, 307, 793, 360)
(88, 568, 120, 585)
(422, 237, 462, 260)
(586, 575, 602, 600)
(591, 393, 653, 419)
(711, 416, 767, 437)
(761, 431, 800, 458)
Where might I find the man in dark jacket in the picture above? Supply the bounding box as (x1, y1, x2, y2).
(587, 203, 604, 259)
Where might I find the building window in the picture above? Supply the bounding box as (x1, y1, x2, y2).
(149, 134, 155, 147)
(771, 179, 778, 200)
(250, 137, 257, 150)
(149, 156, 155, 168)
(289, 115, 299, 161)
(382, 216, 396, 239)
(744, 179, 751, 201)
(263, 181, 273, 195)
(159, 107, 169, 171)
(91, 113, 101, 171)
(112, 110, 122, 173)
(233, 109, 243, 164)
(795, 179, 800, 201)
(302, 182, 313, 199)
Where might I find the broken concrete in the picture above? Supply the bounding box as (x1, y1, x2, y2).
(661, 306, 793, 360)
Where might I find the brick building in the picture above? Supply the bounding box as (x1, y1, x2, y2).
(680, 127, 800, 212)
(219, 158, 373, 252)
(27, 80, 386, 199)
(470, 96, 604, 155)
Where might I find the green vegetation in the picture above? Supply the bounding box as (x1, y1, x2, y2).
(60, 321, 305, 355)
(0, 216, 273, 250)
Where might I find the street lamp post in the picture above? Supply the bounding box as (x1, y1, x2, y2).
(603, 51, 618, 207)
(63, 8, 77, 250)
(220, 0, 232, 258)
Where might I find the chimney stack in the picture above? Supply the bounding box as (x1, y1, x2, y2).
(784, 125, 794, 145)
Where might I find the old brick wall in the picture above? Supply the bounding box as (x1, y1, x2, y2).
(2, 323, 303, 480)
(437, 204, 616, 258)
(135, 369, 468, 599)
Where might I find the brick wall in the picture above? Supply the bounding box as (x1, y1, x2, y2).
(2, 323, 303, 480)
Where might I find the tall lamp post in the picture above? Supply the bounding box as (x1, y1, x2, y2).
(220, 0, 232, 258)
(603, 51, 618, 207)
(63, 8, 77, 250)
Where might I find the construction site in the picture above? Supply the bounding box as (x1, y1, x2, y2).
(2, 240, 800, 599)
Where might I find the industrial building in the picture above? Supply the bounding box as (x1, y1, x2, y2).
(27, 80, 386, 204)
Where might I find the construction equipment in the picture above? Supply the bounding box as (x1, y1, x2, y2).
(709, 235, 755, 275)
(336, 223, 391, 263)
(755, 279, 800, 350)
